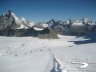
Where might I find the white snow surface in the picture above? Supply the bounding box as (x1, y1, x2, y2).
(16, 24, 28, 29)
(12, 13, 34, 29)
(42, 23, 49, 27)
(72, 21, 83, 25)
(34, 27, 44, 31)
(11, 13, 19, 21)
(0, 34, 96, 72)
(80, 62, 88, 69)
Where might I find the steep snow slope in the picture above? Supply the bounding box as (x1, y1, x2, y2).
(11, 13, 19, 21)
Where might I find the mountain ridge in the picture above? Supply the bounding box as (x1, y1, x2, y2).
(0, 10, 96, 38)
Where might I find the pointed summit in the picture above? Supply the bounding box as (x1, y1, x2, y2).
(5, 10, 12, 19)
(0, 10, 34, 30)
(82, 17, 89, 25)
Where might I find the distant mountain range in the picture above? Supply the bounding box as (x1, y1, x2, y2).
(0, 10, 96, 38)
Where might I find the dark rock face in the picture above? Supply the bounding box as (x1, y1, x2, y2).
(0, 26, 15, 36)
(0, 27, 50, 37)
(6, 10, 12, 19)
(21, 27, 50, 37)
(0, 10, 17, 30)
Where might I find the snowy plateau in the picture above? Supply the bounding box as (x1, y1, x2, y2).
(0, 34, 96, 72)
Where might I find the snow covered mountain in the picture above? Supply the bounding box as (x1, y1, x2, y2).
(46, 19, 64, 27)
(0, 10, 96, 37)
(46, 19, 65, 34)
(0, 10, 34, 30)
(0, 11, 53, 37)
(45, 18, 96, 35)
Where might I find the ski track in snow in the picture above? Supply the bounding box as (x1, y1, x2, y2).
(50, 54, 67, 72)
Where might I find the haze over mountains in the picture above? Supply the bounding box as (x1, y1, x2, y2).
(0, 10, 96, 38)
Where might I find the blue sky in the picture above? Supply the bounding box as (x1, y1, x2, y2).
(0, 0, 96, 22)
